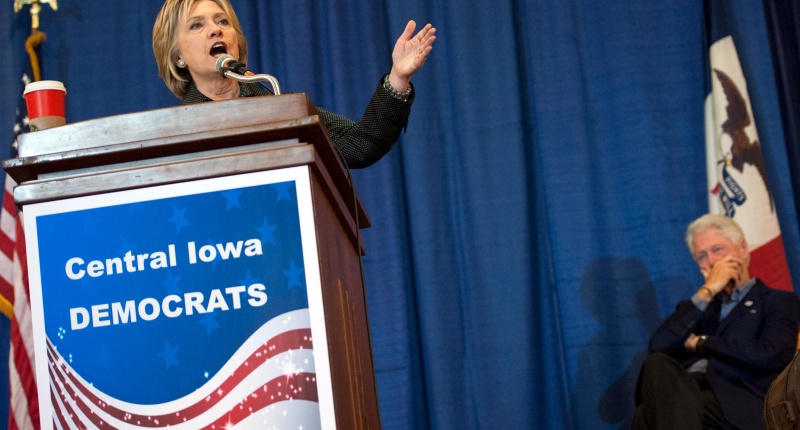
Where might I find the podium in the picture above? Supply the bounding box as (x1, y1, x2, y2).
(4, 95, 381, 430)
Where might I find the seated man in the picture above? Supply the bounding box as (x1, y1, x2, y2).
(633, 214, 800, 430)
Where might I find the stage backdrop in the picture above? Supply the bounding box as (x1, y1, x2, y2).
(1, 1, 798, 429)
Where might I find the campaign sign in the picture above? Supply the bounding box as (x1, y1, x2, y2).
(23, 167, 336, 430)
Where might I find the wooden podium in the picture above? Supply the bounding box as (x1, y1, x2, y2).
(4, 95, 381, 430)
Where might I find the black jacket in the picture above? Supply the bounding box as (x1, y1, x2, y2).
(181, 76, 414, 169)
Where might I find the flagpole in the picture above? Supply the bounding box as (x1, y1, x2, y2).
(14, 0, 57, 82)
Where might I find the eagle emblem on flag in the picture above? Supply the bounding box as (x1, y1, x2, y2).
(713, 68, 773, 211)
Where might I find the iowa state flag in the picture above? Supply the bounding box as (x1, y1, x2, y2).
(703, 0, 793, 291)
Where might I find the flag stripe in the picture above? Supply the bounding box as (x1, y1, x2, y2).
(749, 235, 792, 291)
(9, 344, 33, 430)
(1, 176, 18, 241)
(0, 176, 18, 318)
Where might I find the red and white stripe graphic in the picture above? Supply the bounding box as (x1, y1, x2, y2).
(44, 309, 320, 430)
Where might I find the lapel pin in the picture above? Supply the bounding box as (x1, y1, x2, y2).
(744, 301, 753, 307)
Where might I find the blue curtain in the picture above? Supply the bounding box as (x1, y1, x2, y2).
(1, 1, 797, 429)
(763, 0, 800, 224)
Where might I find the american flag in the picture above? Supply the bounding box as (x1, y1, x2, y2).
(2, 68, 40, 428)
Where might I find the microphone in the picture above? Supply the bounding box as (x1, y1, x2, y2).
(215, 54, 252, 77)
(214, 54, 282, 95)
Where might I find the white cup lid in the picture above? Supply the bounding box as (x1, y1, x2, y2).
(24, 80, 67, 95)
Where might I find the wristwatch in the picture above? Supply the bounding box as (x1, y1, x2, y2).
(696, 335, 708, 353)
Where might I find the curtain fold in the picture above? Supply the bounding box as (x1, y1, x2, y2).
(763, 0, 800, 227)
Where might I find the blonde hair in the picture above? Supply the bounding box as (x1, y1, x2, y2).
(685, 214, 745, 255)
(152, 0, 248, 99)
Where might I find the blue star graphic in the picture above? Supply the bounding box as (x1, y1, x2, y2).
(118, 239, 136, 257)
(169, 205, 190, 234)
(272, 182, 294, 202)
(158, 341, 180, 370)
(162, 271, 182, 295)
(239, 269, 261, 286)
(198, 311, 221, 336)
(256, 216, 278, 244)
(221, 189, 243, 210)
(282, 260, 305, 289)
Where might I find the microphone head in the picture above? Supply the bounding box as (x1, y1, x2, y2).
(215, 54, 236, 76)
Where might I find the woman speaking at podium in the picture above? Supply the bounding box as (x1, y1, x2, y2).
(152, 0, 436, 168)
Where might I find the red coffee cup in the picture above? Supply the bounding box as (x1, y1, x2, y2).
(23, 80, 67, 131)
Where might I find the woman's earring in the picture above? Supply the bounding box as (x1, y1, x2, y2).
(177, 59, 186, 68)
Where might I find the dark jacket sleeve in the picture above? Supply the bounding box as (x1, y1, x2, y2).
(319, 76, 414, 169)
(648, 299, 706, 361)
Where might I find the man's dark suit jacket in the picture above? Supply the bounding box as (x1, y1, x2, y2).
(649, 280, 800, 430)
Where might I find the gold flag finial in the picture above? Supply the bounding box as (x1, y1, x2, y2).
(13, 0, 58, 32)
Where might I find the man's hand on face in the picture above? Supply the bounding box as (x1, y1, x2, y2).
(692, 227, 750, 299)
(701, 255, 745, 296)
